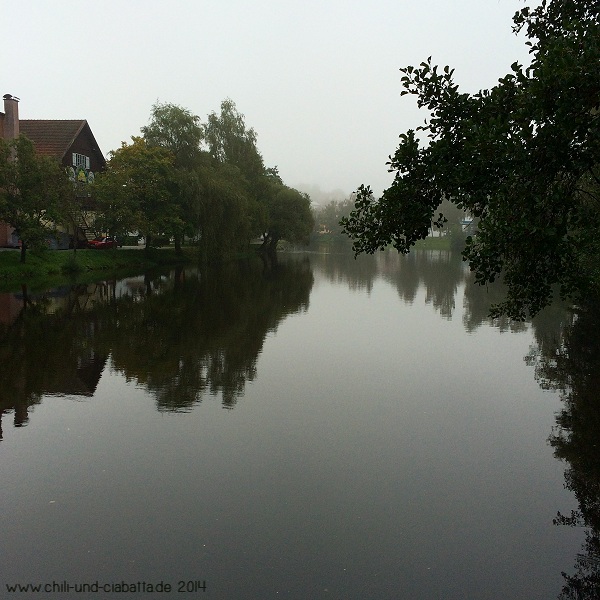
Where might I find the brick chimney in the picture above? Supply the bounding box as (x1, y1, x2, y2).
(2, 94, 20, 139)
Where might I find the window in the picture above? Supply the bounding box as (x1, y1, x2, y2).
(72, 153, 90, 170)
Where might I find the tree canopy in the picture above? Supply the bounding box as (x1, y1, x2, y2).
(261, 184, 314, 252)
(140, 102, 207, 252)
(341, 0, 600, 319)
(94, 136, 178, 249)
(204, 98, 265, 183)
(0, 136, 71, 262)
(94, 99, 314, 257)
(141, 101, 203, 169)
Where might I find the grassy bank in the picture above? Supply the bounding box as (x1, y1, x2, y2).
(0, 247, 194, 292)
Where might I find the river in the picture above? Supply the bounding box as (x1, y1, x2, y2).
(0, 248, 593, 599)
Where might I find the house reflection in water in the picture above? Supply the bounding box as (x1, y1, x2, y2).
(0, 273, 174, 440)
(0, 284, 112, 441)
(0, 291, 22, 326)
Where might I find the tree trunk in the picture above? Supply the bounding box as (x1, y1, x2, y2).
(20, 243, 26, 264)
(71, 217, 78, 256)
(174, 234, 182, 255)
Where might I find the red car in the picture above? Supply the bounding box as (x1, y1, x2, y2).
(88, 236, 118, 249)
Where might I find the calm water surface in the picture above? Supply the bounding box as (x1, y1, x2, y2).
(0, 249, 594, 599)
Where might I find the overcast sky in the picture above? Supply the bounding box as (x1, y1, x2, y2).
(5, 0, 535, 200)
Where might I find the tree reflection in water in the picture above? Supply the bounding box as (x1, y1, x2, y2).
(2, 250, 599, 598)
(107, 258, 313, 411)
(0, 256, 313, 437)
(310, 248, 600, 598)
(0, 248, 554, 432)
(527, 301, 600, 599)
(316, 248, 467, 319)
(385, 249, 466, 319)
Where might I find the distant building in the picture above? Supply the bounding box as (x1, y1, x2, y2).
(0, 94, 106, 247)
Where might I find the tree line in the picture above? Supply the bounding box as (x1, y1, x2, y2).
(0, 99, 315, 262)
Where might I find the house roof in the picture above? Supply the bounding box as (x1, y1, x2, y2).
(19, 119, 87, 160)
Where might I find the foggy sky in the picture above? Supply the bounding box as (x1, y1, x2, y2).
(5, 0, 535, 198)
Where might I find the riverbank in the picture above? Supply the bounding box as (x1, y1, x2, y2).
(0, 238, 459, 293)
(310, 234, 456, 252)
(0, 247, 194, 292)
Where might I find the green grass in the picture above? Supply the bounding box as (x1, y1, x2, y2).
(0, 247, 195, 292)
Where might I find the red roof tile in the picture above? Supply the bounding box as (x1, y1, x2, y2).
(19, 120, 87, 160)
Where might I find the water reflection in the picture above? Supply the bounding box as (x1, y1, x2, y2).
(381, 250, 466, 319)
(0, 248, 595, 597)
(298, 249, 600, 599)
(303, 247, 536, 326)
(0, 284, 111, 438)
(310, 248, 467, 317)
(0, 257, 313, 436)
(0, 249, 575, 437)
(108, 259, 313, 411)
(0, 249, 566, 438)
(526, 301, 600, 598)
